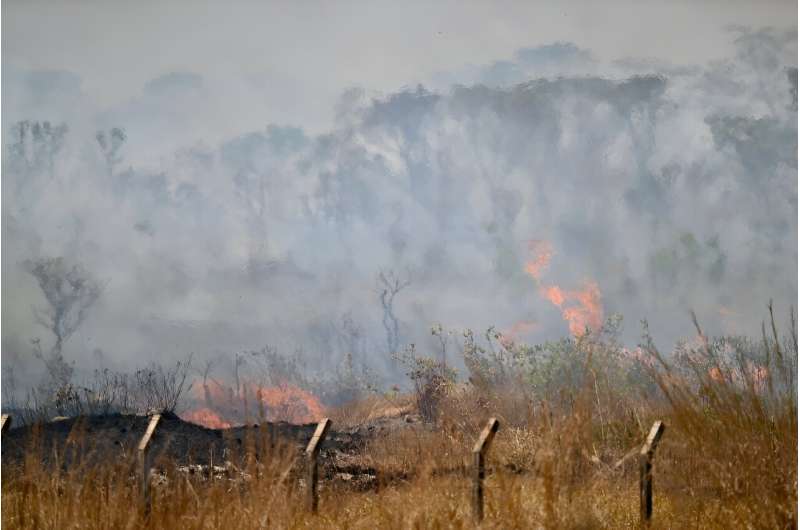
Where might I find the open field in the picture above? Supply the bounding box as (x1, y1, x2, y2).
(2, 4, 796, 529)
(2, 312, 797, 529)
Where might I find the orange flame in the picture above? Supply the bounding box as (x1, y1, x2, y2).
(182, 407, 233, 429)
(191, 379, 236, 408)
(622, 346, 653, 367)
(253, 383, 325, 424)
(709, 362, 768, 391)
(524, 240, 554, 280)
(184, 378, 325, 427)
(523, 239, 604, 337)
(541, 285, 565, 307)
(560, 281, 604, 336)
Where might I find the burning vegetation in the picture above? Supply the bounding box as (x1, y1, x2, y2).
(183, 380, 325, 428)
(1, 239, 796, 529)
(522, 239, 605, 337)
(1, 230, 796, 530)
(0, 11, 796, 527)
(2, 303, 796, 528)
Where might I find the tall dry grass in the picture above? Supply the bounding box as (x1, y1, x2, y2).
(2, 308, 796, 529)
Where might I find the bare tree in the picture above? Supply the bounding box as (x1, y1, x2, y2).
(196, 358, 220, 409)
(134, 355, 194, 413)
(96, 127, 126, 177)
(334, 311, 366, 365)
(30, 337, 74, 393)
(26, 257, 103, 389)
(377, 269, 411, 354)
(84, 368, 133, 415)
(233, 352, 246, 400)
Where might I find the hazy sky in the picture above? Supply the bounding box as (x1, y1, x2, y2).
(1, 1, 797, 392)
(3, 1, 796, 132)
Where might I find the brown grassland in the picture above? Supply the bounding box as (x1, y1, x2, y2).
(1, 309, 797, 529)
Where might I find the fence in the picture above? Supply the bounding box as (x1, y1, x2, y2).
(0, 413, 667, 525)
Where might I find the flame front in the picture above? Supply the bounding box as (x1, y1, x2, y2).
(182, 407, 232, 429)
(556, 281, 603, 336)
(182, 379, 325, 427)
(524, 239, 604, 337)
(254, 384, 325, 424)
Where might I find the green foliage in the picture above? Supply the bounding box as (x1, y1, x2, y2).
(461, 327, 522, 392)
(394, 344, 457, 423)
(457, 315, 657, 410)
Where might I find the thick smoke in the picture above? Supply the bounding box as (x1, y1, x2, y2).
(2, 28, 797, 396)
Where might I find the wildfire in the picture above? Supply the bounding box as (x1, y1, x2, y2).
(621, 346, 653, 368)
(254, 384, 325, 424)
(499, 320, 538, 348)
(523, 239, 604, 337)
(553, 281, 604, 336)
(182, 407, 232, 429)
(183, 379, 325, 428)
(524, 240, 553, 280)
(541, 285, 565, 307)
(709, 362, 768, 392)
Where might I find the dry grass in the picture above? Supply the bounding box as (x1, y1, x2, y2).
(2, 311, 796, 529)
(327, 392, 415, 429)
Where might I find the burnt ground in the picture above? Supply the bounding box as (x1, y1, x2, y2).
(0, 411, 428, 490)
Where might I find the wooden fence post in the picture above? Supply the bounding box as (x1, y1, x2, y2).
(472, 417, 500, 523)
(138, 414, 161, 514)
(1, 414, 11, 434)
(639, 420, 665, 526)
(305, 418, 332, 514)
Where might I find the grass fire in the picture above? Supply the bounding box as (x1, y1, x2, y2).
(2, 302, 796, 528)
(2, 2, 797, 529)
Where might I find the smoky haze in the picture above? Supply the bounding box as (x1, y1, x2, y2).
(1, 21, 797, 398)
